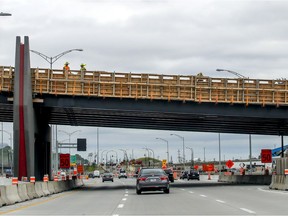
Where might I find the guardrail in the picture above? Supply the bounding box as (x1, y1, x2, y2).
(1, 66, 288, 106)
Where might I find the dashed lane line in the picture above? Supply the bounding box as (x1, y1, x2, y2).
(240, 208, 256, 214)
(200, 194, 207, 197)
(122, 198, 127, 201)
(216, 199, 226, 204)
(118, 204, 124, 208)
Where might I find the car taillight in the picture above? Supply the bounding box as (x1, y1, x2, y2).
(138, 177, 147, 181)
(160, 176, 168, 181)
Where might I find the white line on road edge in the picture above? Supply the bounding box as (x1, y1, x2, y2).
(200, 195, 207, 197)
(258, 187, 288, 195)
(240, 208, 255, 214)
(189, 191, 194, 194)
(216, 200, 225, 203)
(122, 198, 127, 201)
(118, 204, 124, 208)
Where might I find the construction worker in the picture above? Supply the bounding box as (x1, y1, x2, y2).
(80, 63, 86, 71)
(63, 62, 70, 77)
(80, 63, 86, 79)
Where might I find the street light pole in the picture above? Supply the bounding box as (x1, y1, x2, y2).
(186, 146, 194, 168)
(216, 69, 247, 79)
(147, 148, 155, 167)
(58, 130, 81, 154)
(0, 12, 12, 16)
(156, 138, 169, 167)
(170, 133, 185, 170)
(30, 49, 83, 70)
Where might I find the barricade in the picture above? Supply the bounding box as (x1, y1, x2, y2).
(5, 185, 21, 205)
(12, 177, 18, 185)
(47, 181, 56, 194)
(21, 177, 28, 182)
(53, 175, 59, 182)
(40, 182, 50, 196)
(53, 181, 61, 193)
(17, 183, 30, 202)
(26, 183, 39, 199)
(35, 182, 45, 197)
(0, 186, 9, 206)
(43, 175, 49, 182)
(30, 176, 36, 183)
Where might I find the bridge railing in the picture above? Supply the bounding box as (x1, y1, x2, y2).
(1, 66, 288, 106)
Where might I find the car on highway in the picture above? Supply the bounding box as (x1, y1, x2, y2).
(163, 168, 174, 182)
(102, 172, 114, 182)
(136, 168, 170, 194)
(187, 170, 200, 181)
(118, 170, 128, 179)
(180, 170, 189, 179)
(93, 170, 100, 178)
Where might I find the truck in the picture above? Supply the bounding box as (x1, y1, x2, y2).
(93, 170, 100, 178)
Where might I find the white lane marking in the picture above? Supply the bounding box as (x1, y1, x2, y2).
(122, 198, 127, 201)
(112, 215, 119, 216)
(216, 199, 225, 203)
(125, 190, 129, 193)
(200, 194, 207, 197)
(118, 204, 124, 208)
(181, 188, 185, 191)
(189, 191, 194, 194)
(240, 208, 255, 214)
(124, 194, 128, 197)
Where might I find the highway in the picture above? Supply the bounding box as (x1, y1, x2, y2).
(0, 176, 287, 215)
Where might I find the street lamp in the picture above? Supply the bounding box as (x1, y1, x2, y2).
(186, 146, 194, 168)
(170, 133, 185, 170)
(146, 147, 155, 167)
(30, 49, 83, 70)
(119, 149, 128, 169)
(58, 130, 81, 153)
(0, 12, 12, 16)
(216, 69, 247, 79)
(156, 138, 169, 166)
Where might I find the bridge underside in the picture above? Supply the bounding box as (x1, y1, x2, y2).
(1, 94, 288, 135)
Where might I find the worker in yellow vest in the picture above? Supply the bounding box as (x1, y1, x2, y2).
(80, 63, 86, 79)
(63, 62, 70, 77)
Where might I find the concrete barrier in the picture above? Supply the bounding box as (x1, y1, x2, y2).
(35, 182, 45, 197)
(26, 183, 39, 199)
(218, 174, 272, 185)
(47, 181, 56, 194)
(41, 182, 50, 196)
(17, 184, 30, 201)
(53, 181, 61, 193)
(0, 185, 10, 205)
(5, 185, 21, 204)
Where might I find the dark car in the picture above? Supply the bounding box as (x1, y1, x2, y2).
(180, 170, 189, 179)
(102, 172, 114, 182)
(164, 169, 174, 183)
(136, 168, 170, 194)
(187, 170, 200, 181)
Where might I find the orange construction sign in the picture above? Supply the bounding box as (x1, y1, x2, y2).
(77, 164, 84, 174)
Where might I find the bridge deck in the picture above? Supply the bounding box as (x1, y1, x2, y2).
(1, 66, 287, 106)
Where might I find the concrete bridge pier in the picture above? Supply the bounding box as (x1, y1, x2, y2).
(13, 36, 51, 180)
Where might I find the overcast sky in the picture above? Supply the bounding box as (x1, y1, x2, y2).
(1, 0, 287, 164)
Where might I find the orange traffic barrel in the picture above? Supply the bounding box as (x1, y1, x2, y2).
(30, 176, 36, 183)
(54, 175, 59, 182)
(12, 177, 18, 185)
(43, 175, 49, 182)
(21, 176, 28, 182)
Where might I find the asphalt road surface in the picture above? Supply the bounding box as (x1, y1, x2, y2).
(0, 176, 287, 215)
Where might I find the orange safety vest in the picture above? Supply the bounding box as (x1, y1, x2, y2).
(63, 65, 70, 71)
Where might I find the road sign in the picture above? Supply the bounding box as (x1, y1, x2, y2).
(77, 164, 84, 174)
(226, 160, 234, 169)
(261, 149, 272, 163)
(70, 155, 76, 165)
(194, 165, 199, 170)
(162, 159, 167, 169)
(60, 154, 70, 169)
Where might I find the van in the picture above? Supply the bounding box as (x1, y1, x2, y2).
(93, 170, 100, 178)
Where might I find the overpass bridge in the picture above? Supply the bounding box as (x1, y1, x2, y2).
(1, 65, 288, 134)
(1, 36, 288, 181)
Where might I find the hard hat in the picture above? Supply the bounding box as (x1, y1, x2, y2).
(80, 63, 86, 66)
(65, 62, 69, 65)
